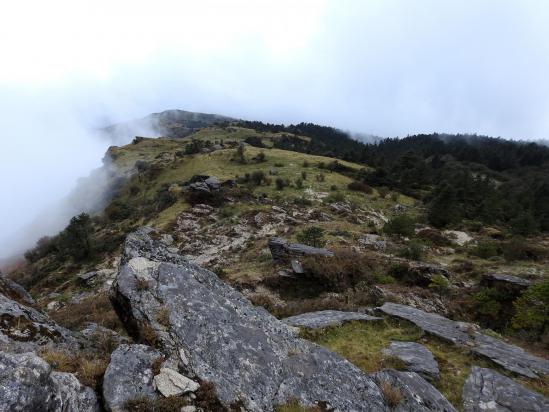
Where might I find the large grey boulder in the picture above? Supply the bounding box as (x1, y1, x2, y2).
(378, 303, 549, 378)
(102, 344, 162, 411)
(382, 342, 439, 381)
(111, 228, 390, 411)
(283, 310, 382, 329)
(268, 237, 333, 264)
(0, 351, 99, 412)
(0, 291, 76, 352)
(462, 367, 549, 412)
(372, 369, 457, 412)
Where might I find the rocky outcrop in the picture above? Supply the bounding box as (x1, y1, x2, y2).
(480, 273, 532, 291)
(183, 175, 221, 194)
(0, 351, 99, 412)
(390, 262, 450, 287)
(378, 303, 549, 378)
(0, 275, 35, 305)
(111, 229, 394, 411)
(268, 237, 333, 264)
(0, 292, 76, 352)
(382, 342, 439, 381)
(372, 369, 456, 412)
(102, 344, 162, 411)
(283, 310, 382, 329)
(462, 367, 549, 412)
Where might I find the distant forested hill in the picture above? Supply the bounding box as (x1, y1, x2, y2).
(236, 120, 549, 233)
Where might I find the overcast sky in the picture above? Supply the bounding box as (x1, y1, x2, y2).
(1, 0, 549, 257)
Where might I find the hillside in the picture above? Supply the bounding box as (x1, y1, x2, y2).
(2, 115, 549, 411)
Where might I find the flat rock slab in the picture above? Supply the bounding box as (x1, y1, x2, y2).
(283, 310, 382, 329)
(480, 273, 531, 289)
(377, 303, 549, 379)
(268, 237, 333, 264)
(153, 368, 199, 397)
(382, 342, 439, 381)
(372, 369, 456, 412)
(112, 228, 390, 412)
(102, 344, 162, 411)
(462, 366, 549, 412)
(0, 351, 99, 412)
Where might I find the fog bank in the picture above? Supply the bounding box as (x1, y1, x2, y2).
(1, 0, 549, 258)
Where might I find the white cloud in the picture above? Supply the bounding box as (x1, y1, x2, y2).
(1, 0, 549, 256)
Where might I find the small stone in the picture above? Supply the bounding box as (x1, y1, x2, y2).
(181, 406, 197, 412)
(47, 301, 62, 311)
(154, 368, 200, 397)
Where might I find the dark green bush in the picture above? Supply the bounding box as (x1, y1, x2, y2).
(296, 226, 326, 248)
(469, 241, 499, 259)
(512, 280, 549, 341)
(383, 215, 415, 237)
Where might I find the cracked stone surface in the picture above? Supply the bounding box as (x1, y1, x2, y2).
(111, 228, 392, 412)
(283, 310, 382, 329)
(382, 341, 439, 381)
(102, 344, 162, 411)
(377, 303, 549, 379)
(372, 369, 457, 412)
(0, 291, 77, 353)
(462, 367, 549, 412)
(0, 351, 99, 412)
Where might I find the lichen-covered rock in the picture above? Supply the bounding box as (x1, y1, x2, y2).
(0, 351, 99, 412)
(111, 228, 389, 412)
(50, 371, 100, 412)
(462, 367, 549, 412)
(0, 275, 35, 306)
(378, 303, 549, 378)
(283, 310, 382, 329)
(382, 342, 439, 381)
(372, 369, 457, 412)
(102, 344, 162, 411)
(0, 292, 76, 352)
(268, 237, 333, 264)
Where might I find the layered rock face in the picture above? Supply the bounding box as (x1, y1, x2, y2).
(268, 237, 334, 263)
(378, 302, 549, 379)
(283, 310, 382, 329)
(462, 367, 549, 412)
(111, 228, 389, 411)
(0, 349, 99, 412)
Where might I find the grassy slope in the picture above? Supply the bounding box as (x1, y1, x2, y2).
(305, 321, 549, 410)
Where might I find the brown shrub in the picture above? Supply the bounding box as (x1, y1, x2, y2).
(417, 229, 450, 246)
(49, 292, 124, 332)
(151, 356, 164, 375)
(301, 249, 378, 292)
(40, 349, 108, 389)
(156, 306, 170, 326)
(381, 355, 407, 371)
(124, 395, 188, 412)
(141, 323, 159, 347)
(136, 278, 151, 291)
(195, 381, 227, 411)
(380, 380, 403, 408)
